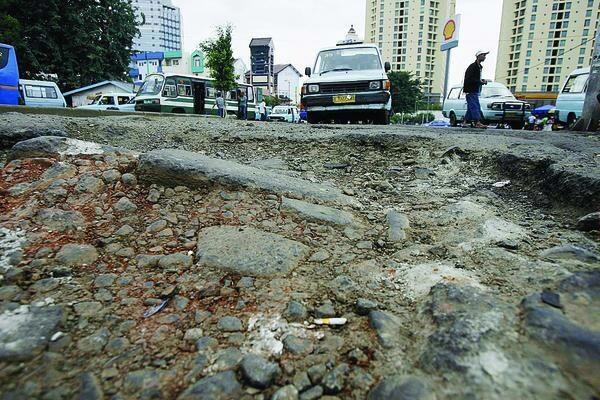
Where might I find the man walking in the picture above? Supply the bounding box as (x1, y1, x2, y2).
(214, 92, 226, 118)
(258, 99, 267, 121)
(462, 50, 489, 129)
(239, 91, 248, 120)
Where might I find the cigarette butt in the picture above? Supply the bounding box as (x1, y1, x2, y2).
(314, 318, 347, 326)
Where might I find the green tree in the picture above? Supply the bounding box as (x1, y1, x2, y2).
(388, 71, 423, 114)
(0, 0, 138, 91)
(263, 95, 281, 107)
(201, 25, 236, 94)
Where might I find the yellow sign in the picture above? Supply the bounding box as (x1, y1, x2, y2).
(444, 20, 456, 41)
(333, 95, 356, 104)
(441, 14, 461, 51)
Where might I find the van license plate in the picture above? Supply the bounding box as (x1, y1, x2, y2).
(333, 95, 356, 104)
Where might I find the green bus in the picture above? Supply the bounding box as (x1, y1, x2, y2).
(134, 73, 257, 118)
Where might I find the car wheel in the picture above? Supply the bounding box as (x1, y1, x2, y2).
(449, 112, 458, 127)
(567, 113, 577, 129)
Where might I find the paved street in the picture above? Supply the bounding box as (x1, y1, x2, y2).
(0, 111, 599, 399)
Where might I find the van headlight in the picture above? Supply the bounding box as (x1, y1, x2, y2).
(308, 84, 320, 93)
(369, 81, 381, 90)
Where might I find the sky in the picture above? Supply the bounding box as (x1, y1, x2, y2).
(172, 0, 503, 86)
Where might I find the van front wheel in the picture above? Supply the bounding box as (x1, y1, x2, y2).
(374, 111, 390, 125)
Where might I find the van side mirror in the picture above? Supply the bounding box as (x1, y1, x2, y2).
(305, 67, 312, 77)
(384, 62, 391, 72)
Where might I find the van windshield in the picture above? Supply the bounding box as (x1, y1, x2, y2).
(481, 86, 515, 98)
(562, 74, 588, 94)
(138, 75, 165, 96)
(314, 47, 382, 75)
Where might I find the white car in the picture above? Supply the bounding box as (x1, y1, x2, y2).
(19, 80, 66, 108)
(302, 42, 392, 124)
(79, 93, 135, 111)
(555, 67, 589, 126)
(268, 106, 301, 123)
(443, 82, 531, 129)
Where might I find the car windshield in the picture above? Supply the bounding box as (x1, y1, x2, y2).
(314, 47, 382, 75)
(138, 75, 165, 96)
(90, 95, 102, 105)
(481, 85, 514, 98)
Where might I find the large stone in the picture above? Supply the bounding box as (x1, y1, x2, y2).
(281, 197, 360, 226)
(419, 284, 507, 373)
(137, 149, 360, 206)
(8, 136, 131, 161)
(540, 244, 600, 263)
(178, 371, 242, 400)
(0, 304, 63, 361)
(521, 275, 600, 388)
(56, 244, 99, 266)
(386, 210, 410, 242)
(576, 212, 600, 232)
(114, 197, 137, 212)
(367, 376, 432, 400)
(158, 252, 193, 270)
(240, 354, 281, 389)
(77, 372, 103, 400)
(369, 311, 404, 349)
(272, 385, 299, 400)
(1, 128, 68, 150)
(33, 208, 85, 232)
(197, 226, 310, 277)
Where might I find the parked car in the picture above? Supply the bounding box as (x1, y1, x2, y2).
(555, 67, 589, 127)
(443, 82, 531, 129)
(268, 106, 301, 123)
(79, 92, 135, 111)
(302, 42, 392, 124)
(19, 79, 66, 108)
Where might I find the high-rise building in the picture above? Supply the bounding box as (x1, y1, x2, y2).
(365, 0, 456, 103)
(132, 0, 182, 52)
(496, 0, 599, 95)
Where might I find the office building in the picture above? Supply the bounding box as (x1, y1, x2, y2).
(132, 0, 182, 52)
(365, 0, 456, 103)
(496, 0, 599, 96)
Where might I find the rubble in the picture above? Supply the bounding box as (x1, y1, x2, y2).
(0, 112, 599, 398)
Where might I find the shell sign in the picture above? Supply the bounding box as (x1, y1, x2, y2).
(441, 14, 461, 51)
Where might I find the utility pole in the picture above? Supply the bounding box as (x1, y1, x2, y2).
(575, 28, 600, 132)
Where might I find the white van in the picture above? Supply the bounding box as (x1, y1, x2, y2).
(555, 67, 589, 126)
(19, 79, 66, 108)
(79, 93, 136, 111)
(443, 81, 531, 128)
(301, 43, 392, 124)
(268, 106, 301, 123)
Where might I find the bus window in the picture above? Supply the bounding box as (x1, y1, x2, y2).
(227, 90, 238, 100)
(0, 46, 8, 69)
(206, 87, 216, 98)
(177, 78, 192, 97)
(25, 85, 58, 99)
(163, 78, 177, 97)
(246, 87, 255, 102)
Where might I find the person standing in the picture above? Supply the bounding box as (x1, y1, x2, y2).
(258, 99, 267, 121)
(462, 50, 489, 129)
(214, 92, 226, 118)
(239, 91, 248, 120)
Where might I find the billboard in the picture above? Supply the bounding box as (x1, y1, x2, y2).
(441, 15, 461, 51)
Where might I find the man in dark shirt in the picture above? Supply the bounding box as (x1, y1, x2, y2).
(463, 50, 489, 128)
